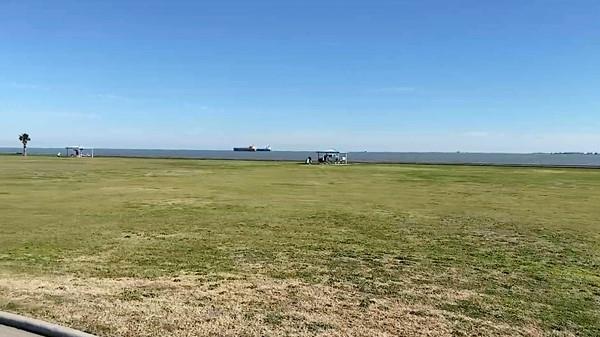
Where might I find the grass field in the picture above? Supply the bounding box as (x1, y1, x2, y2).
(0, 156, 599, 336)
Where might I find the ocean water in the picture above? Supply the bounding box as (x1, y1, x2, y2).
(2, 148, 600, 167)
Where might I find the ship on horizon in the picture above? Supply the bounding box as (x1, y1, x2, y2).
(233, 145, 272, 152)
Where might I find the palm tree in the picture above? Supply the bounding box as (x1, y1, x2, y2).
(19, 133, 31, 156)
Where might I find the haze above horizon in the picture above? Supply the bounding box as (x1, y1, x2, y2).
(1, 0, 599, 152)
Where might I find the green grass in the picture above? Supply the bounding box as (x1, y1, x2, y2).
(0, 156, 599, 336)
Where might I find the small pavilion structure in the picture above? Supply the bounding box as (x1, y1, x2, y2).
(316, 150, 348, 164)
(65, 146, 94, 158)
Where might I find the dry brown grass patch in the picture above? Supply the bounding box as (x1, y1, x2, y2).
(0, 274, 547, 337)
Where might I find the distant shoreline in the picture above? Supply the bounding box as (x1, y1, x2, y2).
(2, 148, 600, 169)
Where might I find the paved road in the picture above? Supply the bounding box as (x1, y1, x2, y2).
(0, 324, 43, 337)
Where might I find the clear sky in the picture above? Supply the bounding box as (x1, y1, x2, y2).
(1, 0, 599, 152)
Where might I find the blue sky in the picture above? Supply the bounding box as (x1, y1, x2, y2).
(1, 0, 599, 152)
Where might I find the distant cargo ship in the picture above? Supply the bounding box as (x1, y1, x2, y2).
(233, 145, 271, 152)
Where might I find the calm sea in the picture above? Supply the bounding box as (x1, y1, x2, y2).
(2, 148, 600, 167)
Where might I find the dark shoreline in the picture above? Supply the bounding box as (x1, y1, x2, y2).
(3, 151, 600, 169)
(98, 156, 600, 169)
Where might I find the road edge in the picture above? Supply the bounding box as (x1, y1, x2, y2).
(0, 311, 97, 337)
